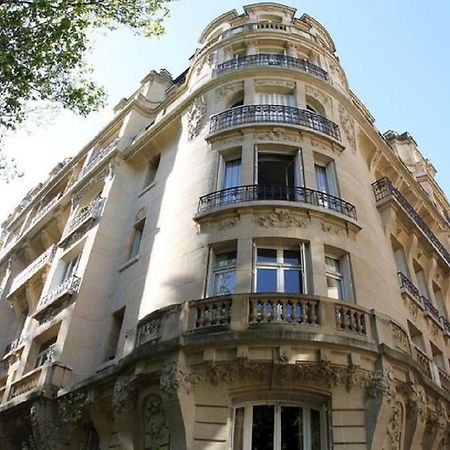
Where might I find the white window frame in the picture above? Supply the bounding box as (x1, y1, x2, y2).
(230, 401, 328, 450)
(254, 244, 308, 294)
(324, 252, 354, 303)
(210, 248, 237, 297)
(314, 160, 339, 197)
(325, 255, 343, 300)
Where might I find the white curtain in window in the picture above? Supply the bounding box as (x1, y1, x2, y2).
(257, 93, 296, 106)
(223, 159, 242, 189)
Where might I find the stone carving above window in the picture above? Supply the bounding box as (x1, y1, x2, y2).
(254, 210, 307, 228)
(187, 95, 207, 141)
(339, 104, 356, 151)
(391, 322, 411, 355)
(143, 394, 170, 450)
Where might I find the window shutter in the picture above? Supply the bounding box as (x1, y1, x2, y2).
(300, 242, 308, 294)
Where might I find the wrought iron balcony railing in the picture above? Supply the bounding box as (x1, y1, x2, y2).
(36, 275, 81, 313)
(8, 246, 57, 297)
(80, 138, 118, 179)
(198, 184, 357, 220)
(373, 178, 450, 267)
(209, 105, 341, 141)
(398, 272, 445, 326)
(217, 54, 328, 81)
(60, 197, 104, 243)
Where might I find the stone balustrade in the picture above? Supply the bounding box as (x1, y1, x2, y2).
(7, 363, 72, 402)
(438, 368, 450, 393)
(335, 304, 367, 335)
(415, 346, 432, 379)
(8, 245, 56, 297)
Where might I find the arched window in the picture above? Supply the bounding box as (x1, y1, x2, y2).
(231, 401, 328, 449)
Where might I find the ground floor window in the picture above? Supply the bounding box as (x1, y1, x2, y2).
(232, 402, 327, 450)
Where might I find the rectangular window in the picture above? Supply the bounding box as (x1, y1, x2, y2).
(314, 161, 339, 197)
(143, 154, 160, 188)
(129, 218, 145, 259)
(393, 247, 409, 276)
(433, 285, 448, 319)
(104, 308, 125, 361)
(212, 250, 237, 296)
(414, 267, 429, 298)
(35, 336, 57, 368)
(255, 246, 307, 294)
(232, 402, 327, 450)
(221, 158, 242, 205)
(325, 252, 354, 302)
(62, 253, 81, 282)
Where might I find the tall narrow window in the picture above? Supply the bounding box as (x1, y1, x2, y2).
(143, 155, 160, 188)
(62, 253, 81, 282)
(255, 246, 307, 294)
(221, 158, 242, 204)
(325, 256, 343, 300)
(212, 250, 237, 296)
(414, 266, 429, 299)
(129, 218, 145, 259)
(104, 308, 125, 361)
(433, 285, 448, 319)
(35, 336, 57, 368)
(393, 246, 409, 276)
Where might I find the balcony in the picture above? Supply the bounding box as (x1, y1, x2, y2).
(79, 138, 118, 179)
(6, 362, 72, 403)
(397, 272, 449, 333)
(59, 197, 104, 246)
(34, 276, 81, 320)
(136, 294, 371, 350)
(209, 105, 341, 141)
(217, 54, 328, 81)
(414, 346, 432, 379)
(2, 334, 27, 360)
(7, 245, 56, 297)
(197, 185, 357, 220)
(373, 178, 450, 268)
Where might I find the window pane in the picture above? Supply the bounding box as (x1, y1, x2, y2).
(215, 251, 237, 268)
(327, 277, 342, 300)
(325, 257, 340, 275)
(311, 409, 322, 450)
(283, 250, 301, 265)
(214, 270, 236, 295)
(129, 228, 143, 259)
(224, 159, 242, 189)
(281, 406, 304, 450)
(233, 408, 245, 450)
(256, 268, 277, 292)
(284, 269, 302, 293)
(257, 248, 277, 263)
(251, 405, 274, 450)
(315, 164, 329, 193)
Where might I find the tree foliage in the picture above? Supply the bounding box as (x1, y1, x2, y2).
(0, 0, 171, 180)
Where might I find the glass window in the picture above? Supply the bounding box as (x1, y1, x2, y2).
(35, 336, 57, 368)
(62, 253, 81, 282)
(223, 158, 242, 189)
(325, 256, 343, 300)
(232, 402, 327, 450)
(255, 246, 306, 294)
(129, 219, 145, 259)
(212, 251, 236, 296)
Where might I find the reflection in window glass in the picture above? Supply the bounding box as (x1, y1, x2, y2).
(213, 251, 236, 296)
(256, 268, 277, 292)
(281, 406, 303, 450)
(284, 270, 302, 293)
(283, 250, 300, 265)
(257, 249, 277, 263)
(252, 405, 274, 450)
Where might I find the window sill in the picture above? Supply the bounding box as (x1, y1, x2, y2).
(138, 181, 156, 197)
(119, 255, 140, 272)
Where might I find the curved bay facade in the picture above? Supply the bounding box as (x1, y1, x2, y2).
(0, 3, 449, 449)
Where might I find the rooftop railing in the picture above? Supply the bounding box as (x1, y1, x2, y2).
(217, 54, 328, 81)
(209, 105, 341, 141)
(373, 178, 450, 268)
(198, 184, 357, 220)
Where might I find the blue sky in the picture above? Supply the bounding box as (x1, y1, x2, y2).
(1, 0, 449, 221)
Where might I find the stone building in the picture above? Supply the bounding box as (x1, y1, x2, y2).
(0, 2, 449, 449)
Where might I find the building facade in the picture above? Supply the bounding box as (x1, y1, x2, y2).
(0, 3, 449, 449)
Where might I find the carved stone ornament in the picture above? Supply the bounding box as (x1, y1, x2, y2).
(409, 300, 419, 320)
(113, 375, 138, 414)
(305, 85, 332, 107)
(253, 129, 302, 144)
(143, 394, 170, 450)
(255, 79, 296, 90)
(329, 61, 346, 90)
(138, 316, 162, 345)
(215, 82, 244, 102)
(403, 382, 427, 422)
(214, 216, 240, 231)
(339, 103, 356, 151)
(321, 221, 344, 236)
(194, 360, 372, 394)
(391, 322, 411, 355)
(254, 210, 307, 228)
(160, 362, 194, 398)
(60, 220, 93, 250)
(431, 322, 440, 338)
(384, 401, 404, 450)
(187, 95, 207, 141)
(365, 370, 396, 401)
